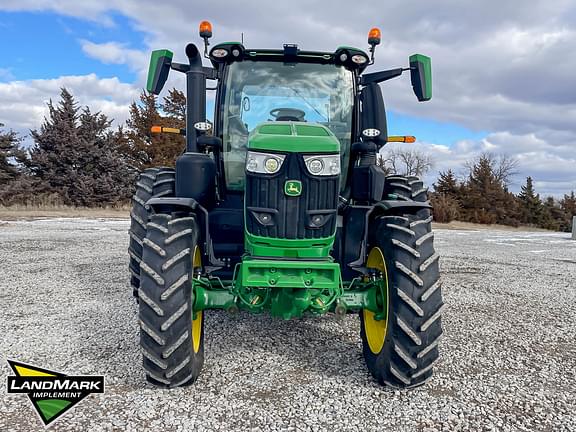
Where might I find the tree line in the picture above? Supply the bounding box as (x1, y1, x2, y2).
(0, 88, 186, 207)
(1, 87, 574, 231)
(378, 151, 575, 232)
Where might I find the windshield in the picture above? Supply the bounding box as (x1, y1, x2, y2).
(221, 61, 354, 190)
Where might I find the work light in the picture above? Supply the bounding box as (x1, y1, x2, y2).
(304, 155, 340, 176)
(246, 151, 286, 174)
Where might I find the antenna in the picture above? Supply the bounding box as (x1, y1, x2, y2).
(241, 32, 244, 45)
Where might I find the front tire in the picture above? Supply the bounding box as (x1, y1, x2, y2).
(139, 213, 205, 387)
(360, 208, 443, 388)
(129, 168, 175, 298)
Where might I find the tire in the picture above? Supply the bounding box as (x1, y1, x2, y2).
(360, 198, 443, 388)
(129, 168, 175, 297)
(383, 175, 429, 202)
(139, 213, 205, 388)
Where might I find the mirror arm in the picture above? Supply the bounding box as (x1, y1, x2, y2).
(361, 68, 405, 85)
(170, 64, 217, 80)
(171, 62, 190, 73)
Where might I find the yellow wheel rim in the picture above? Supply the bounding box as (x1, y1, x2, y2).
(363, 247, 389, 354)
(192, 246, 203, 354)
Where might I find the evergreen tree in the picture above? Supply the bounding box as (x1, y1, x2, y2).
(0, 123, 26, 184)
(561, 191, 576, 217)
(540, 196, 564, 231)
(27, 88, 133, 206)
(124, 89, 185, 171)
(434, 169, 459, 196)
(517, 176, 543, 225)
(162, 88, 186, 123)
(461, 155, 510, 224)
(559, 191, 576, 232)
(459, 155, 520, 225)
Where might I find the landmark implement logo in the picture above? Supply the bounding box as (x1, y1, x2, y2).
(6, 360, 104, 427)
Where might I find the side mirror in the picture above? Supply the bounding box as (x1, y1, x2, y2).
(146, 49, 173, 95)
(409, 54, 432, 102)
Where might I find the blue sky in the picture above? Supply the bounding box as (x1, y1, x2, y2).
(0, 1, 574, 196)
(0, 11, 143, 82)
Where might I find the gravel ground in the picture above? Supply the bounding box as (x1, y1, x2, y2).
(0, 218, 575, 432)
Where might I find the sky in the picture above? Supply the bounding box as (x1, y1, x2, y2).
(0, 0, 574, 196)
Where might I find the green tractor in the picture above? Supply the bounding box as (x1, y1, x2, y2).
(129, 21, 443, 389)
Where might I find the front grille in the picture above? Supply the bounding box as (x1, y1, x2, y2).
(245, 153, 339, 239)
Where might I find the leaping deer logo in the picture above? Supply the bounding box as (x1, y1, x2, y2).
(285, 181, 302, 196)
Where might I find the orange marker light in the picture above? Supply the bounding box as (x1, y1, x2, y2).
(151, 126, 162, 133)
(387, 136, 416, 143)
(199, 21, 213, 39)
(368, 27, 381, 46)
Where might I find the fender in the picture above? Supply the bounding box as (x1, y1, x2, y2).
(145, 197, 224, 270)
(343, 199, 432, 276)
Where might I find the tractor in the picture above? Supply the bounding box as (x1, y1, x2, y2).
(128, 21, 443, 389)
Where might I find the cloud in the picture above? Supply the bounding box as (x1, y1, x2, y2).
(0, 74, 139, 136)
(80, 40, 149, 76)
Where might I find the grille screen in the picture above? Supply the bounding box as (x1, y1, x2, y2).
(245, 154, 339, 239)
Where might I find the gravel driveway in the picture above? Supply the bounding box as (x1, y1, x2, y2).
(1, 218, 575, 431)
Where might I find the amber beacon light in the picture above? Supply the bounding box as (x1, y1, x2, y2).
(199, 21, 213, 39)
(368, 27, 381, 46)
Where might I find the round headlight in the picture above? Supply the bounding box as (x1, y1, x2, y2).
(212, 48, 228, 58)
(307, 158, 324, 174)
(351, 54, 368, 65)
(264, 157, 280, 173)
(232, 49, 241, 57)
(247, 158, 258, 171)
(339, 53, 348, 62)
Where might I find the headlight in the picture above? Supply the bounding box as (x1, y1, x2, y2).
(304, 155, 340, 176)
(307, 159, 324, 174)
(264, 157, 279, 173)
(246, 151, 286, 174)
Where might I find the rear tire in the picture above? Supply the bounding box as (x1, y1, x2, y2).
(129, 168, 175, 297)
(139, 213, 205, 388)
(360, 179, 443, 388)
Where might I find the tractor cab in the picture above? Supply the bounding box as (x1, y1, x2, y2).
(131, 21, 442, 390)
(217, 54, 355, 192)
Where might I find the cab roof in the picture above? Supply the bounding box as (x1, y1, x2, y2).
(209, 42, 370, 73)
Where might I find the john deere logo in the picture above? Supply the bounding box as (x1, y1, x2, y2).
(6, 360, 104, 427)
(285, 180, 302, 196)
